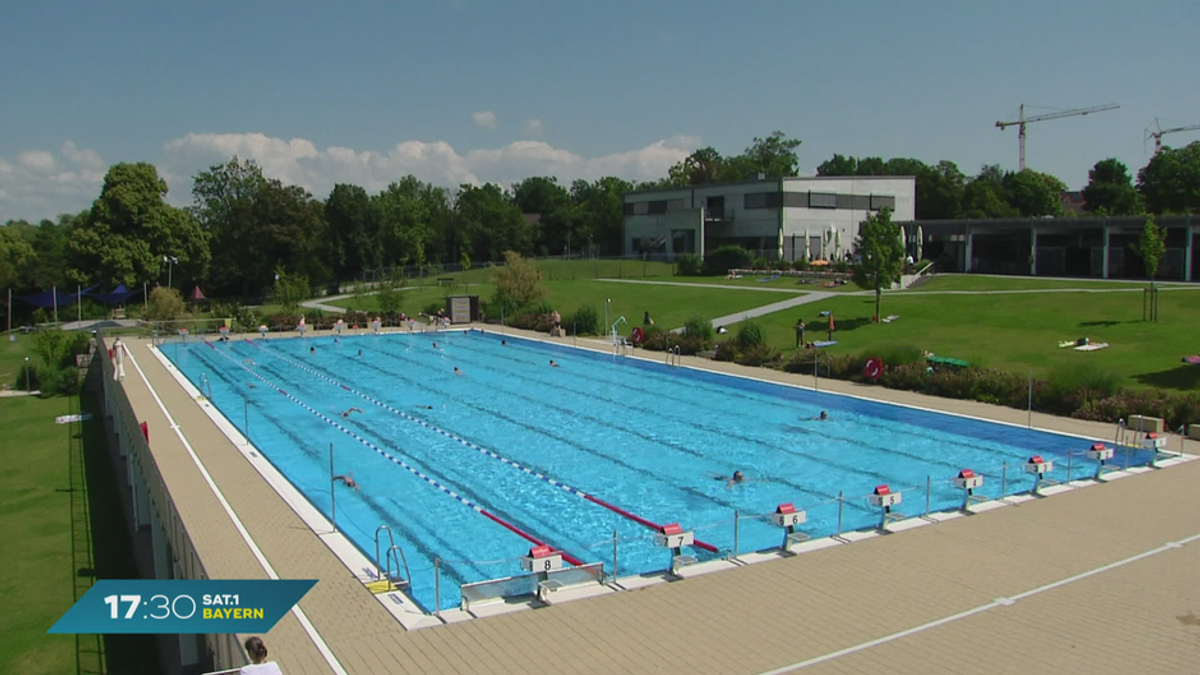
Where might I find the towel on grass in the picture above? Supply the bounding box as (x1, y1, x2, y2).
(882, 315, 900, 323)
(1074, 342, 1110, 352)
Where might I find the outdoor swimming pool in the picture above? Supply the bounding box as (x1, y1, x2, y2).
(165, 330, 1151, 611)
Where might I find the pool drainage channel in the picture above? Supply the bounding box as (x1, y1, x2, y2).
(246, 338, 723, 554)
(203, 340, 587, 568)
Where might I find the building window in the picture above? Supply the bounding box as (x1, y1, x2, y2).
(809, 192, 837, 209)
(744, 192, 779, 209)
(870, 195, 896, 211)
(672, 229, 696, 254)
(666, 199, 686, 211)
(783, 192, 808, 208)
(837, 194, 870, 210)
(647, 200, 668, 215)
(623, 203, 635, 216)
(633, 201, 649, 215)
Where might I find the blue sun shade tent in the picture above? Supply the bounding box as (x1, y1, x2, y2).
(91, 284, 139, 305)
(16, 285, 99, 308)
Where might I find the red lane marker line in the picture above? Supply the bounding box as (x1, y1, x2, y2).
(481, 511, 586, 566)
(585, 495, 719, 553)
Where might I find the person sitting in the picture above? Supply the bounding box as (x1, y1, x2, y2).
(332, 473, 358, 490)
(726, 470, 745, 490)
(340, 407, 364, 418)
(238, 636, 283, 674)
(643, 311, 654, 326)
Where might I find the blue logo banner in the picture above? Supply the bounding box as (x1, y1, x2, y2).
(48, 579, 316, 634)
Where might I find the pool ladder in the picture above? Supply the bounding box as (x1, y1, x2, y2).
(199, 373, 213, 400)
(665, 345, 681, 366)
(367, 526, 411, 594)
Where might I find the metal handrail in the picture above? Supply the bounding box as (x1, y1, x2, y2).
(199, 373, 213, 400)
(374, 525, 394, 580)
(386, 545, 412, 589)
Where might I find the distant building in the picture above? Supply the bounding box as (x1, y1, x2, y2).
(1060, 191, 1087, 216)
(621, 176, 916, 261)
(903, 215, 1198, 281)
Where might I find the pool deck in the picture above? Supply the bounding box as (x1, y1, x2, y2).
(117, 330, 1200, 674)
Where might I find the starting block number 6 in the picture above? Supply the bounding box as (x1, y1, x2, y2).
(773, 512, 806, 527)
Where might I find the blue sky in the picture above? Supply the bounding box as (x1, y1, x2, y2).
(2, 0, 1198, 221)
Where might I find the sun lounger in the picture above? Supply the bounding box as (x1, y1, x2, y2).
(881, 315, 900, 323)
(1074, 342, 1109, 352)
(811, 340, 837, 348)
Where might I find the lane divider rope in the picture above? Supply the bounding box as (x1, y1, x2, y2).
(205, 340, 585, 566)
(248, 338, 720, 553)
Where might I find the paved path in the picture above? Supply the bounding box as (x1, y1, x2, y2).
(299, 288, 416, 314)
(598, 278, 811, 294)
(708, 291, 834, 330)
(113, 329, 1200, 675)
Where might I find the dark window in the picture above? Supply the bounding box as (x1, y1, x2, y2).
(705, 196, 725, 219)
(647, 200, 668, 215)
(870, 195, 896, 211)
(837, 194, 869, 210)
(672, 229, 696, 254)
(633, 201, 649, 215)
(783, 192, 808, 208)
(666, 199, 686, 211)
(623, 202, 635, 216)
(809, 192, 837, 209)
(765, 192, 782, 208)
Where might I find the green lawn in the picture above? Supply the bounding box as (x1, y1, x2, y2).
(748, 288, 1200, 391)
(909, 275, 1188, 292)
(326, 279, 796, 337)
(0, 337, 160, 675)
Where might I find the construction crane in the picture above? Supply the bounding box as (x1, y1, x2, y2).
(995, 103, 1119, 171)
(1146, 119, 1200, 154)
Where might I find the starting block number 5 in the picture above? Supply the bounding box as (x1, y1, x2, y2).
(871, 492, 901, 508)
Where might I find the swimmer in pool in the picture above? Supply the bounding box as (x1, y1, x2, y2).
(310, 346, 316, 354)
(242, 358, 256, 366)
(432, 341, 439, 349)
(801, 411, 829, 421)
(415, 405, 433, 410)
(501, 340, 507, 346)
(357, 349, 363, 356)
(340, 407, 364, 418)
(549, 359, 560, 368)
(453, 367, 463, 376)
(333, 473, 359, 490)
(726, 471, 745, 490)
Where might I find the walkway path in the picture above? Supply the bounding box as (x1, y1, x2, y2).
(299, 288, 414, 314)
(708, 291, 834, 330)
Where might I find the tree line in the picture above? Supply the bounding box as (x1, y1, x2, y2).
(2, 132, 1198, 303)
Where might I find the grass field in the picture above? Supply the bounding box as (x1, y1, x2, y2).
(326, 279, 784, 337)
(749, 287, 1200, 391)
(0, 338, 160, 675)
(908, 275, 1188, 292)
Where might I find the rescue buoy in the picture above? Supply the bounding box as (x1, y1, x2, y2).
(864, 356, 883, 380)
(631, 327, 645, 343)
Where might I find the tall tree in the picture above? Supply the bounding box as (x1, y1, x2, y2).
(69, 163, 209, 289)
(1001, 168, 1066, 217)
(1081, 158, 1141, 215)
(453, 183, 532, 263)
(816, 154, 859, 176)
(511, 176, 579, 256)
(740, 131, 802, 178)
(1137, 141, 1200, 214)
(666, 147, 727, 186)
(571, 176, 631, 255)
(960, 165, 1020, 219)
(190, 158, 269, 295)
(325, 183, 379, 286)
(0, 226, 37, 291)
(851, 207, 905, 322)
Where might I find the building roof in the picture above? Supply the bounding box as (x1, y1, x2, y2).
(624, 174, 917, 198)
(1060, 191, 1087, 216)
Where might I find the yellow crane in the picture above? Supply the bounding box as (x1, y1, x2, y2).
(995, 103, 1119, 171)
(1146, 119, 1200, 154)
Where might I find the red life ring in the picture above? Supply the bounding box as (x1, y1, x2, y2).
(864, 357, 884, 380)
(631, 327, 645, 344)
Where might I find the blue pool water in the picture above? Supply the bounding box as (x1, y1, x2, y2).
(165, 331, 1150, 611)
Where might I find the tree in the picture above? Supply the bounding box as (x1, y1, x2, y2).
(570, 176, 631, 255)
(851, 207, 905, 322)
(740, 131, 802, 178)
(816, 154, 859, 176)
(325, 183, 379, 287)
(69, 163, 209, 289)
(1137, 141, 1200, 214)
(0, 226, 37, 290)
(1001, 169, 1066, 217)
(146, 286, 186, 321)
(453, 184, 532, 263)
(511, 176, 579, 256)
(1138, 215, 1165, 321)
(490, 251, 544, 310)
(1082, 158, 1141, 215)
(665, 147, 727, 186)
(960, 165, 1020, 219)
(815, 154, 966, 220)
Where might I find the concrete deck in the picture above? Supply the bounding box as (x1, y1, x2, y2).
(116, 329, 1200, 674)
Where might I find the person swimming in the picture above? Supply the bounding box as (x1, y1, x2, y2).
(310, 346, 316, 354)
(501, 340, 507, 346)
(453, 367, 463, 376)
(433, 341, 439, 349)
(415, 405, 433, 410)
(726, 470, 745, 490)
(242, 358, 256, 366)
(549, 359, 560, 368)
(340, 407, 364, 418)
(357, 349, 363, 356)
(333, 473, 359, 490)
(800, 410, 829, 421)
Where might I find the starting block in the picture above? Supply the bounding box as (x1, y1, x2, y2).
(953, 469, 986, 512)
(1143, 432, 1170, 468)
(771, 503, 810, 551)
(258, 325, 268, 339)
(179, 328, 189, 341)
(1086, 443, 1115, 480)
(654, 523, 697, 575)
(218, 326, 229, 340)
(521, 545, 565, 604)
(869, 485, 904, 531)
(1024, 455, 1057, 495)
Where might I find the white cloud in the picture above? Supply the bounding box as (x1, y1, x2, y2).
(159, 132, 700, 201)
(0, 142, 108, 221)
(471, 111, 497, 130)
(523, 119, 544, 138)
(2, 132, 701, 220)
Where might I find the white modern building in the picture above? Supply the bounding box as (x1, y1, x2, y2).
(622, 176, 916, 261)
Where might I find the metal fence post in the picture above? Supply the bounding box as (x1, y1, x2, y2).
(836, 491, 844, 536)
(611, 529, 618, 582)
(1125, 441, 1131, 470)
(1066, 449, 1073, 483)
(924, 475, 931, 517)
(329, 443, 336, 533)
(1027, 372, 1033, 428)
(1001, 461, 1008, 499)
(434, 557, 441, 618)
(733, 510, 739, 559)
